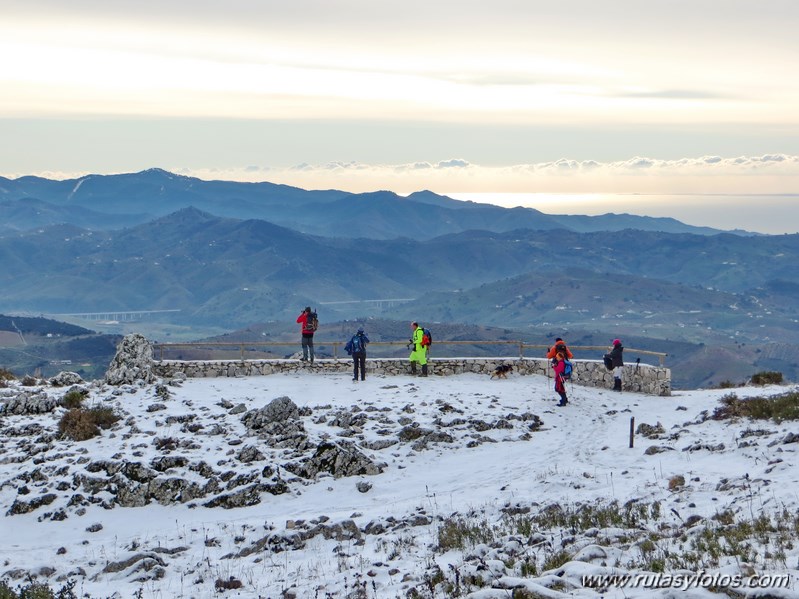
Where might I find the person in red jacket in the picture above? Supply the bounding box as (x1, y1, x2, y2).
(296, 306, 316, 363)
(553, 351, 569, 406)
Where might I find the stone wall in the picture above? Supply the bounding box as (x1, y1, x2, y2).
(152, 357, 671, 396)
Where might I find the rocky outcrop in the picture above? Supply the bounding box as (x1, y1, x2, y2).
(286, 441, 383, 479)
(241, 397, 312, 450)
(0, 390, 61, 415)
(49, 371, 85, 387)
(105, 333, 155, 386)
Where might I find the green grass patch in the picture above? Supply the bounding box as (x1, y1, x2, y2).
(60, 389, 86, 409)
(437, 517, 495, 551)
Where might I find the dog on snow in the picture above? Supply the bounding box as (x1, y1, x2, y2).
(490, 364, 513, 379)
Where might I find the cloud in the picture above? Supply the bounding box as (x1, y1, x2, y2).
(5, 154, 799, 196)
(617, 89, 731, 100)
(436, 159, 470, 169)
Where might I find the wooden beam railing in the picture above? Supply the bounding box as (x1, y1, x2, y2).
(152, 341, 667, 366)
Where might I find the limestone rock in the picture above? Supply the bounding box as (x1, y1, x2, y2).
(241, 396, 299, 429)
(105, 333, 155, 386)
(288, 441, 382, 479)
(0, 391, 60, 415)
(49, 371, 84, 387)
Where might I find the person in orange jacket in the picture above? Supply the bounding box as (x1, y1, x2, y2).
(546, 337, 574, 360)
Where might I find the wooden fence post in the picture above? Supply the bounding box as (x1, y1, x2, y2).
(629, 416, 635, 448)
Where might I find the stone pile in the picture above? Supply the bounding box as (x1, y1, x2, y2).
(105, 333, 156, 386)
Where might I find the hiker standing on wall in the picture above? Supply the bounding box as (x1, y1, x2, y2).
(345, 327, 369, 382)
(408, 321, 428, 377)
(546, 337, 574, 360)
(553, 351, 569, 406)
(296, 306, 316, 363)
(608, 338, 624, 391)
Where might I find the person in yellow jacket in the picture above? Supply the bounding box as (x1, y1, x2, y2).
(409, 321, 428, 377)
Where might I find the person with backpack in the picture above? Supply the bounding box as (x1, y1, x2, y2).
(546, 337, 574, 360)
(608, 338, 624, 391)
(296, 306, 317, 363)
(553, 351, 570, 406)
(345, 327, 369, 382)
(408, 321, 428, 377)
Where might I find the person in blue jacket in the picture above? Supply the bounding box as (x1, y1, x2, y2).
(345, 327, 370, 381)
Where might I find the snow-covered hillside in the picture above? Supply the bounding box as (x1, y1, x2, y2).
(1, 371, 798, 598)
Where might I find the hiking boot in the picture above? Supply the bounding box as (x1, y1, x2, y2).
(352, 378, 358, 382)
(613, 378, 622, 392)
(557, 400, 568, 407)
(410, 363, 417, 375)
(420, 364, 428, 377)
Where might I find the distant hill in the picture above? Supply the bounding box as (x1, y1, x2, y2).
(1, 210, 797, 331)
(0, 314, 93, 337)
(0, 168, 746, 238)
(0, 197, 147, 232)
(0, 314, 119, 379)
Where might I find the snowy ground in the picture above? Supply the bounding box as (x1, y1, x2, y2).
(1, 370, 799, 598)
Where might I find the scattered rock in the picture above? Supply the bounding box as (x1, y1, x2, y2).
(636, 422, 665, 439)
(50, 371, 84, 387)
(242, 396, 299, 428)
(6, 493, 57, 516)
(287, 441, 383, 479)
(645, 445, 674, 455)
(0, 391, 61, 415)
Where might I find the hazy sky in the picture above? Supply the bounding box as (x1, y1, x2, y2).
(1, 1, 798, 230)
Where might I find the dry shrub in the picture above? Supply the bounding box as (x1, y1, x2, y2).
(0, 367, 15, 381)
(668, 475, 686, 491)
(90, 406, 119, 429)
(58, 406, 120, 441)
(751, 371, 783, 385)
(713, 392, 799, 423)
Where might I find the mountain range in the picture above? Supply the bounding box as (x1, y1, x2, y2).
(0, 169, 797, 387)
(0, 168, 740, 238)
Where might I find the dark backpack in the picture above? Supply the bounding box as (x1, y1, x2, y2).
(562, 359, 573, 380)
(308, 311, 319, 331)
(421, 328, 432, 347)
(555, 342, 568, 355)
(345, 333, 365, 355)
(603, 354, 614, 371)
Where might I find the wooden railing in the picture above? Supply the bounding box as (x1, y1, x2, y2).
(153, 341, 667, 366)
